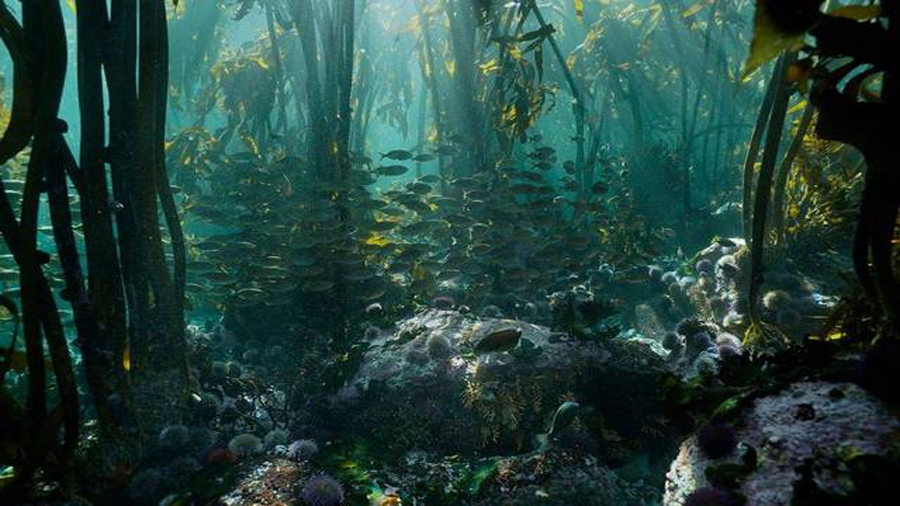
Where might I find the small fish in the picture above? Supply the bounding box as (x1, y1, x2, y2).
(413, 153, 436, 162)
(474, 326, 522, 354)
(380, 149, 413, 161)
(535, 401, 580, 449)
(376, 165, 409, 176)
(591, 181, 609, 195)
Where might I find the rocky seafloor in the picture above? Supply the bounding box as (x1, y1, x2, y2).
(90, 239, 898, 506)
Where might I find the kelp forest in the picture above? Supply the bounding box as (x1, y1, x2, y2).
(0, 0, 898, 505)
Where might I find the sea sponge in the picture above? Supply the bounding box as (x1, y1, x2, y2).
(264, 428, 290, 448)
(762, 290, 793, 311)
(227, 433, 262, 458)
(426, 332, 453, 359)
(300, 473, 345, 506)
(287, 439, 319, 461)
(696, 424, 737, 459)
(684, 486, 737, 506)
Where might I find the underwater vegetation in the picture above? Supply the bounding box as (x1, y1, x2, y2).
(0, 0, 898, 505)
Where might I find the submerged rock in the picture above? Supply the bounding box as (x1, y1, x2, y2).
(218, 458, 302, 506)
(664, 381, 900, 506)
(329, 309, 672, 456)
(363, 446, 655, 505)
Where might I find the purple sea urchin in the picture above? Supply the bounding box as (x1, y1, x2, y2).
(684, 486, 737, 506)
(287, 439, 319, 461)
(300, 473, 345, 506)
(762, 290, 793, 311)
(696, 424, 737, 459)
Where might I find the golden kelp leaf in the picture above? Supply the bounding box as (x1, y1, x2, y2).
(786, 99, 807, 115)
(682, 0, 713, 18)
(828, 5, 881, 21)
(249, 55, 270, 70)
(122, 343, 131, 372)
(445, 59, 456, 77)
(742, 0, 805, 79)
(479, 59, 501, 75)
(574, 0, 584, 21)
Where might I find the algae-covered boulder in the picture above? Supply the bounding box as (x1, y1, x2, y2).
(663, 381, 900, 506)
(328, 309, 672, 456)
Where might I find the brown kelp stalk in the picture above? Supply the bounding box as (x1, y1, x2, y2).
(741, 56, 783, 240)
(132, 0, 190, 431)
(771, 104, 815, 243)
(745, 53, 795, 348)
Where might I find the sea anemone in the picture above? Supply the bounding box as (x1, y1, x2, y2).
(678, 276, 698, 290)
(519, 301, 539, 319)
(696, 424, 737, 459)
(365, 302, 383, 316)
(426, 332, 453, 359)
(287, 439, 319, 461)
(481, 305, 504, 318)
(227, 433, 262, 458)
(226, 361, 242, 377)
(661, 271, 678, 285)
(684, 486, 738, 506)
(157, 424, 190, 451)
(722, 312, 744, 330)
(662, 331, 683, 353)
(210, 360, 228, 379)
(695, 259, 713, 273)
(405, 348, 429, 366)
(675, 317, 705, 338)
(686, 331, 714, 359)
(300, 473, 345, 506)
(715, 333, 742, 350)
(707, 296, 726, 314)
(242, 348, 260, 362)
(264, 428, 290, 448)
(668, 282, 683, 297)
(364, 326, 381, 342)
(775, 308, 801, 328)
(762, 290, 793, 311)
